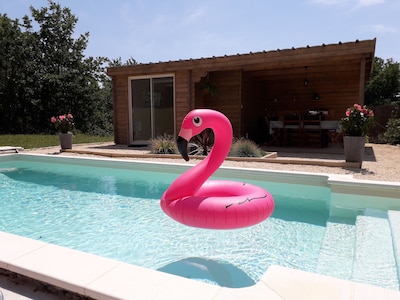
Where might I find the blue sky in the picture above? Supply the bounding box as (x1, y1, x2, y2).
(2, 0, 399, 63)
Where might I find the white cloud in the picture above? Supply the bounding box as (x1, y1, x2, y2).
(357, 0, 385, 6)
(369, 24, 397, 33)
(310, 0, 385, 6)
(183, 7, 207, 25)
(310, 0, 347, 5)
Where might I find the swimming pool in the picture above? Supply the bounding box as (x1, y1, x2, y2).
(0, 154, 399, 292)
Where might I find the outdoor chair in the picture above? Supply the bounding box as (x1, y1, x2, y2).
(265, 116, 282, 146)
(283, 114, 302, 146)
(303, 114, 323, 147)
(326, 128, 343, 147)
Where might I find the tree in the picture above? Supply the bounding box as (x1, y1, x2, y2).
(0, 14, 39, 133)
(365, 57, 400, 106)
(0, 1, 113, 135)
(30, 1, 111, 134)
(107, 56, 138, 67)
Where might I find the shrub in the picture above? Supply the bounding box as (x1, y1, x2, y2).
(189, 128, 214, 155)
(381, 118, 400, 144)
(187, 142, 206, 156)
(150, 134, 177, 154)
(229, 138, 264, 157)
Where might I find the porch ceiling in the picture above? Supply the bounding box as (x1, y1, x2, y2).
(244, 58, 372, 82)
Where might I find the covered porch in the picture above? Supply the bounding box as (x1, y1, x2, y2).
(107, 39, 375, 147)
(192, 40, 375, 147)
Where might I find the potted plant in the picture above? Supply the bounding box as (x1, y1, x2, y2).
(339, 103, 374, 166)
(201, 81, 217, 97)
(51, 114, 74, 149)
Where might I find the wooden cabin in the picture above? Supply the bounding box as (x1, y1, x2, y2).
(107, 39, 376, 145)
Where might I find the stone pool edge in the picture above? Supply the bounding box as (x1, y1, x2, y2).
(1, 231, 400, 300)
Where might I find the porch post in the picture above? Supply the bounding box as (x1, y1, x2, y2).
(188, 69, 195, 110)
(358, 57, 366, 105)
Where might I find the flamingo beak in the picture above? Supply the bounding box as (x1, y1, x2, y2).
(177, 136, 189, 161)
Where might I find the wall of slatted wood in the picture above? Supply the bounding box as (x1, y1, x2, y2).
(194, 70, 242, 136)
(261, 64, 362, 121)
(241, 71, 266, 139)
(112, 75, 129, 144)
(174, 70, 191, 134)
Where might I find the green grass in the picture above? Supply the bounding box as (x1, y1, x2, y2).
(0, 134, 113, 149)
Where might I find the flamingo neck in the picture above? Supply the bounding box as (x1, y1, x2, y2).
(162, 115, 232, 202)
(202, 129, 230, 174)
(194, 113, 232, 184)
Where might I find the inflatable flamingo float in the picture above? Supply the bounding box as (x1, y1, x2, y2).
(160, 109, 274, 229)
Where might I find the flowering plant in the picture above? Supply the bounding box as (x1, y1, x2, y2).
(340, 104, 374, 136)
(51, 114, 74, 133)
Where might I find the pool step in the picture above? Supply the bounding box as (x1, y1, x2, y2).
(352, 209, 399, 290)
(388, 210, 400, 281)
(315, 217, 355, 279)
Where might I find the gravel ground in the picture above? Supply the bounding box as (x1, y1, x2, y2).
(23, 142, 400, 183)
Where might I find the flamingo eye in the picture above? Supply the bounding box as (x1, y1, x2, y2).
(192, 116, 202, 127)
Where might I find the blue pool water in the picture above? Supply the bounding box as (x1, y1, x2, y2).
(0, 156, 398, 290)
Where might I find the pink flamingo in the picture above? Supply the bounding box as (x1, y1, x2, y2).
(161, 109, 274, 229)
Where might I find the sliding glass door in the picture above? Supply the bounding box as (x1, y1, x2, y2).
(130, 76, 174, 142)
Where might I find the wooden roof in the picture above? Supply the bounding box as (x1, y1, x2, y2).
(107, 39, 376, 82)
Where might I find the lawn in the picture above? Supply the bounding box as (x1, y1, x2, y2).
(0, 134, 113, 149)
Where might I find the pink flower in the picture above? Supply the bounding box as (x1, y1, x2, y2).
(50, 113, 74, 133)
(340, 103, 374, 136)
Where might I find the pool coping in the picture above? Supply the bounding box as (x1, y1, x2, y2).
(1, 153, 400, 299)
(1, 231, 400, 300)
(60, 148, 362, 168)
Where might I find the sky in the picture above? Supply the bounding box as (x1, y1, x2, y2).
(1, 0, 399, 64)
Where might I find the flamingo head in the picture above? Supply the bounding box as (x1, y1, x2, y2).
(177, 109, 232, 161)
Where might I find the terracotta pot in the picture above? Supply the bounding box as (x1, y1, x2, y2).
(343, 136, 366, 167)
(59, 132, 73, 149)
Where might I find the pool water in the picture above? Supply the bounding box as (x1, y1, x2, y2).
(0, 158, 398, 290)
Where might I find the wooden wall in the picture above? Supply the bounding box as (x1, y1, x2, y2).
(195, 70, 242, 136)
(112, 75, 129, 144)
(174, 70, 192, 135)
(174, 69, 209, 134)
(262, 65, 362, 121)
(241, 72, 266, 139)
